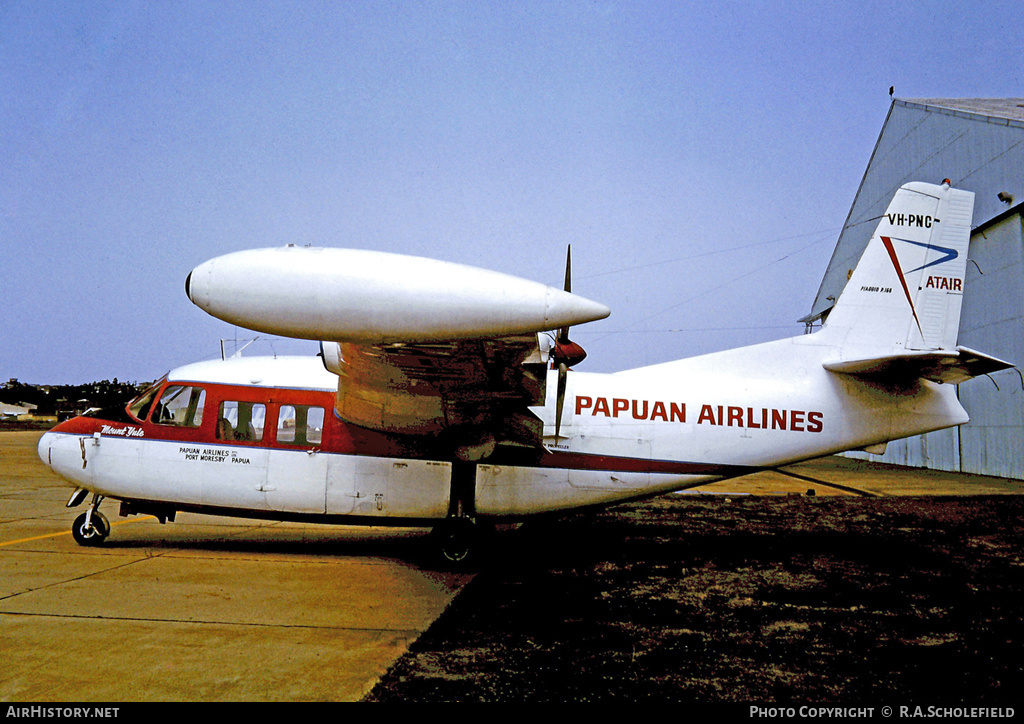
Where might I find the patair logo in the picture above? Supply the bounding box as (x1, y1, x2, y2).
(880, 236, 960, 336)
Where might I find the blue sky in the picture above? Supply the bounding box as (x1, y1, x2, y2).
(3, 1, 1022, 384)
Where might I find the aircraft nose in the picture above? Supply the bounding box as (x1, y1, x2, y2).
(37, 430, 64, 474)
(37, 431, 52, 469)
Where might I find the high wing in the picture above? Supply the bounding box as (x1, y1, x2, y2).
(321, 336, 549, 460)
(186, 245, 611, 460)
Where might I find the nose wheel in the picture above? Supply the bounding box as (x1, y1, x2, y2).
(71, 495, 110, 546)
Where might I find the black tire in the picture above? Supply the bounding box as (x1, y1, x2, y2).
(434, 518, 476, 566)
(72, 511, 110, 547)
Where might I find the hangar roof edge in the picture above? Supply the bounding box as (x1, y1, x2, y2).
(898, 98, 1024, 127)
(974, 201, 1024, 236)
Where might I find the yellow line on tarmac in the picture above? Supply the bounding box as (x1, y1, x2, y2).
(0, 516, 155, 547)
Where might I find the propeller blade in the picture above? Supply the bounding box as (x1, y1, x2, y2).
(558, 245, 572, 344)
(555, 245, 572, 439)
(564, 245, 572, 293)
(555, 361, 567, 439)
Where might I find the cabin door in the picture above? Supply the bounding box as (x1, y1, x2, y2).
(265, 449, 328, 514)
(264, 403, 329, 514)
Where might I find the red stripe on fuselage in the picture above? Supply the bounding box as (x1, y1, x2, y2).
(52, 380, 752, 478)
(532, 449, 755, 477)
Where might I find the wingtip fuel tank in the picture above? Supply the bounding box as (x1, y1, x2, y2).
(186, 246, 610, 343)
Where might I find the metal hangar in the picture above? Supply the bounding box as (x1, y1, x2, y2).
(808, 98, 1024, 480)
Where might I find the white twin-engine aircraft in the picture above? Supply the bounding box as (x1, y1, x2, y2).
(39, 181, 1013, 562)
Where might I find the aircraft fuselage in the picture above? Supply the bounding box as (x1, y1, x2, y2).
(39, 330, 967, 528)
(37, 182, 1008, 562)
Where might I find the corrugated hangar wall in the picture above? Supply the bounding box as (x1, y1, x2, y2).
(811, 99, 1024, 480)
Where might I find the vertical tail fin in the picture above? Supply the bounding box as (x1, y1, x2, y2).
(822, 181, 1013, 383)
(824, 181, 974, 353)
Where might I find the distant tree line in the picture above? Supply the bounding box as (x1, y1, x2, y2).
(1, 378, 150, 417)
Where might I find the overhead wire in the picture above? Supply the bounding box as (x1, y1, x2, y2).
(580, 225, 842, 281)
(584, 226, 841, 342)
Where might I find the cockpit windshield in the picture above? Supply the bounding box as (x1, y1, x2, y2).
(126, 377, 166, 422)
(152, 385, 206, 427)
(80, 377, 164, 424)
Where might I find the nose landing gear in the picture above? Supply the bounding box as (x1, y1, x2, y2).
(71, 493, 110, 547)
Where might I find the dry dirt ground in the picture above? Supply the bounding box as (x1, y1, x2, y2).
(366, 493, 1024, 703)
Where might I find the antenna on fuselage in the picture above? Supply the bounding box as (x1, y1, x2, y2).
(220, 337, 259, 360)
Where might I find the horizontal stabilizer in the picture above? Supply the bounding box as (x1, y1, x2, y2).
(824, 346, 1014, 385)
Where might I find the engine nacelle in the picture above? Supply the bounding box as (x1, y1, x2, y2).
(186, 246, 609, 344)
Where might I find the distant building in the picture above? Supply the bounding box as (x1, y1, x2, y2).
(0, 402, 37, 419)
(807, 98, 1024, 480)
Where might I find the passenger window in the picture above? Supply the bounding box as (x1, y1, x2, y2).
(153, 385, 207, 427)
(216, 401, 266, 442)
(277, 405, 325, 446)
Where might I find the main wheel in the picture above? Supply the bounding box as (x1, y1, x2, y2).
(72, 511, 110, 546)
(434, 517, 477, 566)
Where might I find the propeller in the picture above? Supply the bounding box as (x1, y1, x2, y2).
(552, 245, 588, 439)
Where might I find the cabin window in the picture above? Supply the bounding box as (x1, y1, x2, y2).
(153, 385, 207, 427)
(277, 405, 325, 446)
(216, 401, 266, 442)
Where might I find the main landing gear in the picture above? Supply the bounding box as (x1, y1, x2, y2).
(433, 516, 478, 565)
(68, 490, 110, 547)
(432, 460, 486, 566)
